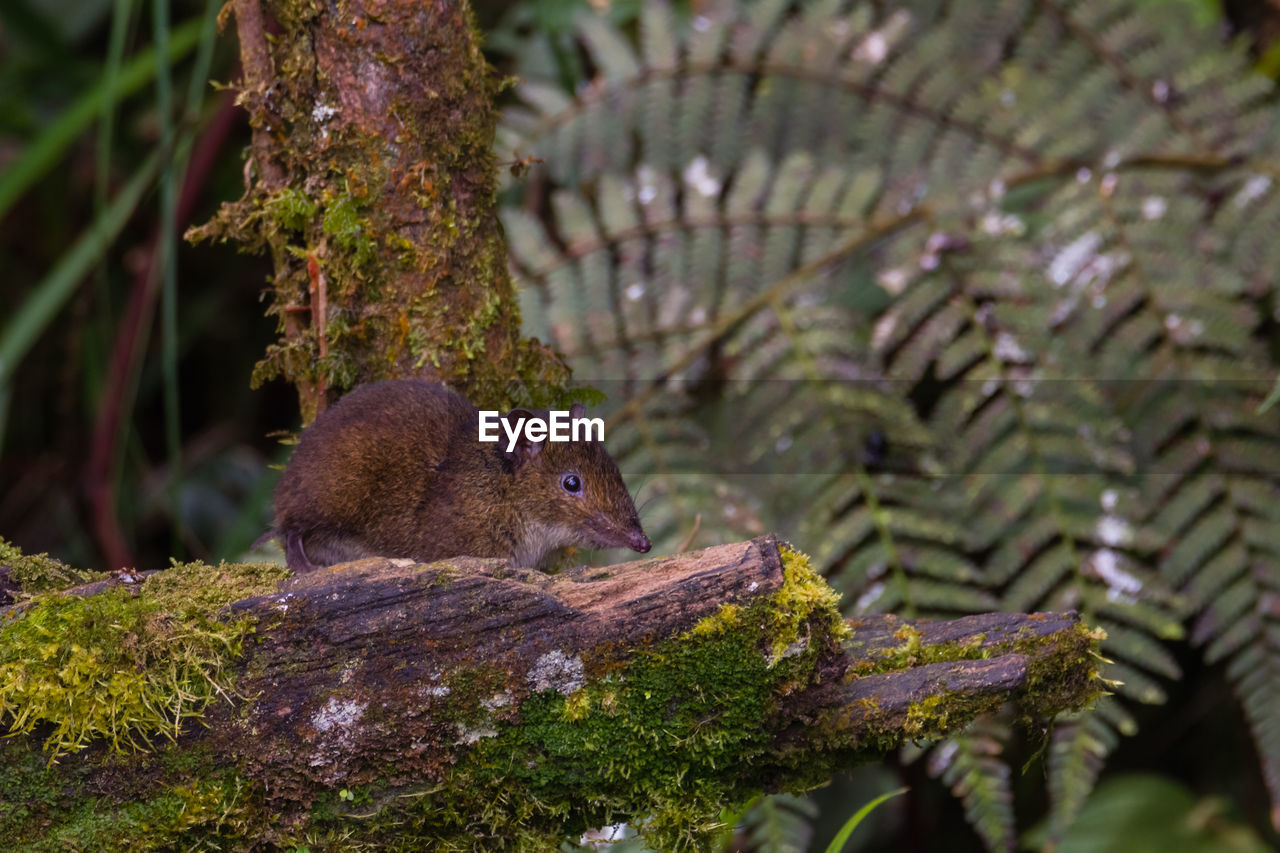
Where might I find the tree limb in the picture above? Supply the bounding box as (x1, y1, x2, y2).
(0, 536, 1101, 850)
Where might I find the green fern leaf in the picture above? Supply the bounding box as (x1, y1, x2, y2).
(497, 0, 1280, 838)
(926, 719, 1017, 853)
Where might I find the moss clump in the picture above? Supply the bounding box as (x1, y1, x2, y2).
(0, 740, 65, 842)
(903, 694, 949, 735)
(2, 736, 276, 853)
(12, 771, 268, 853)
(851, 620, 1106, 749)
(264, 186, 317, 232)
(769, 544, 850, 657)
(321, 193, 378, 273)
(0, 537, 102, 597)
(0, 560, 288, 759)
(1018, 622, 1108, 720)
(850, 618, 1101, 685)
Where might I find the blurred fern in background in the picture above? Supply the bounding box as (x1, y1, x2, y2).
(494, 0, 1280, 848)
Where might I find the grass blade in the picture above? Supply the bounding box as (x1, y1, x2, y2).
(0, 152, 161, 450)
(153, 0, 181, 476)
(823, 787, 908, 853)
(0, 16, 201, 222)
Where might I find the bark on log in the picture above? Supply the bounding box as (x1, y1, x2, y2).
(0, 536, 1101, 850)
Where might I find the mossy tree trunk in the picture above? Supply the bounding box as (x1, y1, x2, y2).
(189, 0, 567, 423)
(0, 536, 1101, 850)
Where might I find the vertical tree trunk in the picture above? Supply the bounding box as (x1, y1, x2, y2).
(191, 0, 567, 422)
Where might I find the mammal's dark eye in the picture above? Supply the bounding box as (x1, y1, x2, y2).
(561, 474, 582, 494)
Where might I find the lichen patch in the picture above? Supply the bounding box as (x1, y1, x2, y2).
(455, 722, 499, 745)
(527, 650, 585, 695)
(312, 697, 367, 733)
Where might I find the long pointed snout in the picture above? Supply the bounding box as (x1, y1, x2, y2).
(591, 515, 651, 554)
(627, 529, 651, 553)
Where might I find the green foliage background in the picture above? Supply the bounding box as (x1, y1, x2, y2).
(3, 0, 1280, 850)
(493, 0, 1280, 849)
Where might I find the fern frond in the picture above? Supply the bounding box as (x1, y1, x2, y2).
(1046, 701, 1129, 844)
(737, 793, 817, 853)
(497, 0, 1280, 837)
(924, 718, 1016, 853)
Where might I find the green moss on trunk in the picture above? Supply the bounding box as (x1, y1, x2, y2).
(189, 0, 568, 421)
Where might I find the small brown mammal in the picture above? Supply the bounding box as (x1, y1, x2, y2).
(266, 379, 650, 572)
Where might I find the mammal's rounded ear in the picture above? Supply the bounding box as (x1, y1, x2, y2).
(570, 402, 586, 420)
(503, 408, 542, 467)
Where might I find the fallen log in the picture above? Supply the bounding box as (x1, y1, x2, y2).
(0, 535, 1101, 850)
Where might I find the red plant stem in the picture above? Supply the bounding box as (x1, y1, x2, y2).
(306, 240, 328, 409)
(84, 90, 241, 570)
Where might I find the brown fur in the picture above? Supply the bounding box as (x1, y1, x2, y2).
(269, 380, 649, 572)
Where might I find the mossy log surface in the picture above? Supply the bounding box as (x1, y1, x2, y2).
(0, 536, 1101, 850)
